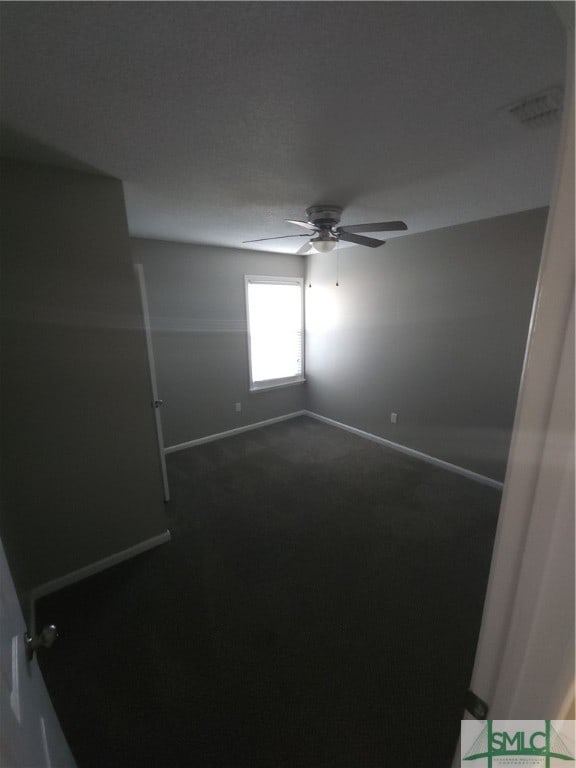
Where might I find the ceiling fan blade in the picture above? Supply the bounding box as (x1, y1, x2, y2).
(296, 240, 312, 255)
(243, 234, 310, 244)
(285, 219, 319, 231)
(338, 220, 407, 234)
(339, 232, 386, 248)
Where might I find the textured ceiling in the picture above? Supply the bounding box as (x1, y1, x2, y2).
(0, 2, 567, 252)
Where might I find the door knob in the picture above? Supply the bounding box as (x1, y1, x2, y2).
(153, 400, 163, 408)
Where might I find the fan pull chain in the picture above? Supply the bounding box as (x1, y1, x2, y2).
(335, 244, 340, 287)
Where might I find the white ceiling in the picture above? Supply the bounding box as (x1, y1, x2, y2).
(0, 2, 567, 252)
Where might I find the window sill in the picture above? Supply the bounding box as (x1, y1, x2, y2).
(250, 377, 306, 393)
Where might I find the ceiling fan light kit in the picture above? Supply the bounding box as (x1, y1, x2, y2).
(311, 238, 337, 253)
(243, 204, 408, 253)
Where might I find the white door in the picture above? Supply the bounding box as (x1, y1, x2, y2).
(135, 263, 170, 502)
(0, 538, 76, 767)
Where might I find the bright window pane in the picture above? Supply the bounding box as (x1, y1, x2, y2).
(246, 280, 303, 386)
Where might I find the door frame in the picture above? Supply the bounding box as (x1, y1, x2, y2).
(135, 263, 170, 502)
(452, 29, 574, 765)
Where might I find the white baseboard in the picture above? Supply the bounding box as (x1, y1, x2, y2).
(304, 410, 504, 490)
(164, 411, 307, 454)
(164, 408, 503, 489)
(28, 530, 171, 634)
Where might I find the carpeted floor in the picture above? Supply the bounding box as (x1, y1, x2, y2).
(37, 415, 500, 767)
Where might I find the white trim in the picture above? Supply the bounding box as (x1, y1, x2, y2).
(304, 410, 504, 489)
(164, 411, 307, 454)
(250, 376, 306, 393)
(28, 530, 171, 635)
(135, 263, 170, 502)
(164, 407, 503, 488)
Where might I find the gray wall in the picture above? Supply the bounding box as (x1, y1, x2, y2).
(306, 208, 547, 482)
(0, 160, 168, 596)
(131, 239, 306, 447)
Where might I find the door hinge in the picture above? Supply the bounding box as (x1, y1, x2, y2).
(25, 625, 58, 661)
(465, 689, 489, 719)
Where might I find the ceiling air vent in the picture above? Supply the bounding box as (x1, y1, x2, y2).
(506, 86, 564, 129)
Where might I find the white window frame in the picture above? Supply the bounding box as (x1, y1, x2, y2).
(244, 276, 305, 392)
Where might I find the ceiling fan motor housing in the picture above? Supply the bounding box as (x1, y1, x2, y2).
(306, 205, 342, 229)
(244, 205, 405, 250)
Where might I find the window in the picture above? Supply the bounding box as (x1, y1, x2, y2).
(245, 276, 304, 391)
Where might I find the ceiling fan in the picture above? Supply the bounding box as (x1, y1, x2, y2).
(243, 206, 407, 253)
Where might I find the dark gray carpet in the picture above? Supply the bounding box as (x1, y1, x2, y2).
(37, 415, 500, 767)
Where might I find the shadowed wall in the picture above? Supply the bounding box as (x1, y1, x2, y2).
(305, 208, 547, 481)
(131, 239, 306, 448)
(0, 160, 168, 596)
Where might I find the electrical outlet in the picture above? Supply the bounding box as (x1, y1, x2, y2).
(390, 412, 398, 424)
(235, 402, 242, 413)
